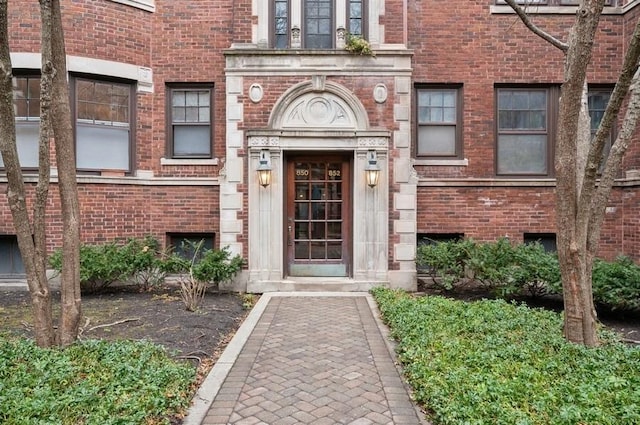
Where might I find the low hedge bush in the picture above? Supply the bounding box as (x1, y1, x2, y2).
(0, 336, 195, 425)
(418, 238, 640, 311)
(371, 288, 640, 425)
(592, 256, 640, 311)
(49, 236, 244, 294)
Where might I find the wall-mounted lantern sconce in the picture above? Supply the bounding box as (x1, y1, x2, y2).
(257, 150, 272, 188)
(365, 150, 381, 188)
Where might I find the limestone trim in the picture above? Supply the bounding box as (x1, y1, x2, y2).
(269, 80, 370, 131)
(108, 0, 155, 12)
(10, 53, 154, 93)
(490, 3, 628, 15)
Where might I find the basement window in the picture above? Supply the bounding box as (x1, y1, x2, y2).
(523, 232, 557, 252)
(0, 236, 25, 277)
(167, 233, 215, 260)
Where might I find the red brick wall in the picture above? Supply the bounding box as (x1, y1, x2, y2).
(411, 1, 640, 260)
(151, 0, 234, 178)
(416, 186, 556, 240)
(0, 182, 219, 253)
(5, 0, 640, 265)
(5, 0, 230, 252)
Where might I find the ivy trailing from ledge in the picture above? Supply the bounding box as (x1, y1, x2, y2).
(344, 33, 375, 56)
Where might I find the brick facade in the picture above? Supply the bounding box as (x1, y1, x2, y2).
(2, 0, 640, 289)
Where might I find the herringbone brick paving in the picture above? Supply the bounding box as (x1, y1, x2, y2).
(201, 295, 425, 425)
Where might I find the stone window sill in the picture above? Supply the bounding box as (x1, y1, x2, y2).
(108, 0, 155, 12)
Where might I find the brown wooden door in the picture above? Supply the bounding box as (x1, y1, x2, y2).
(286, 155, 351, 277)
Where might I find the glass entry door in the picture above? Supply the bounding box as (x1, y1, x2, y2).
(286, 155, 351, 277)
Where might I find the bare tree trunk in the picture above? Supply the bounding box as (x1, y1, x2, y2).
(0, 0, 56, 347)
(45, 0, 82, 346)
(555, 0, 604, 346)
(503, 0, 640, 345)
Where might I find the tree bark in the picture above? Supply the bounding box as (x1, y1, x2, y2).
(503, 0, 640, 346)
(555, 0, 604, 346)
(46, 0, 82, 346)
(0, 0, 54, 347)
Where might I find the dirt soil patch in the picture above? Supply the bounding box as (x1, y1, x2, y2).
(0, 286, 252, 364)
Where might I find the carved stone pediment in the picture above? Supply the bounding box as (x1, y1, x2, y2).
(280, 92, 357, 130)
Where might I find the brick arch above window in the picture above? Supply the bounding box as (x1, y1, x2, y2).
(268, 79, 370, 131)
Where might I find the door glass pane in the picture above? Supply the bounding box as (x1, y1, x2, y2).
(311, 183, 324, 200)
(295, 202, 309, 220)
(311, 202, 325, 220)
(295, 183, 308, 199)
(327, 242, 342, 259)
(0, 241, 11, 273)
(327, 202, 341, 219)
(295, 222, 309, 239)
(310, 163, 325, 180)
(295, 241, 309, 259)
(290, 159, 346, 268)
(327, 163, 341, 179)
(311, 222, 325, 239)
(310, 241, 325, 259)
(295, 164, 310, 180)
(327, 183, 341, 200)
(327, 222, 341, 239)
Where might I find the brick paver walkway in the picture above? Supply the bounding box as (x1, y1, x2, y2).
(191, 293, 426, 425)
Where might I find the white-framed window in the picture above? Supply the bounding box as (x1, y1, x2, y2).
(72, 76, 134, 172)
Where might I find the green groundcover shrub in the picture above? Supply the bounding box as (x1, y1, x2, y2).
(50, 236, 244, 294)
(49, 236, 170, 293)
(417, 238, 640, 311)
(371, 288, 640, 425)
(592, 256, 640, 311)
(0, 336, 195, 425)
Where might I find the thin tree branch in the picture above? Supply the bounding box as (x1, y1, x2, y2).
(88, 317, 141, 332)
(503, 0, 569, 52)
(587, 72, 640, 247)
(579, 18, 640, 255)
